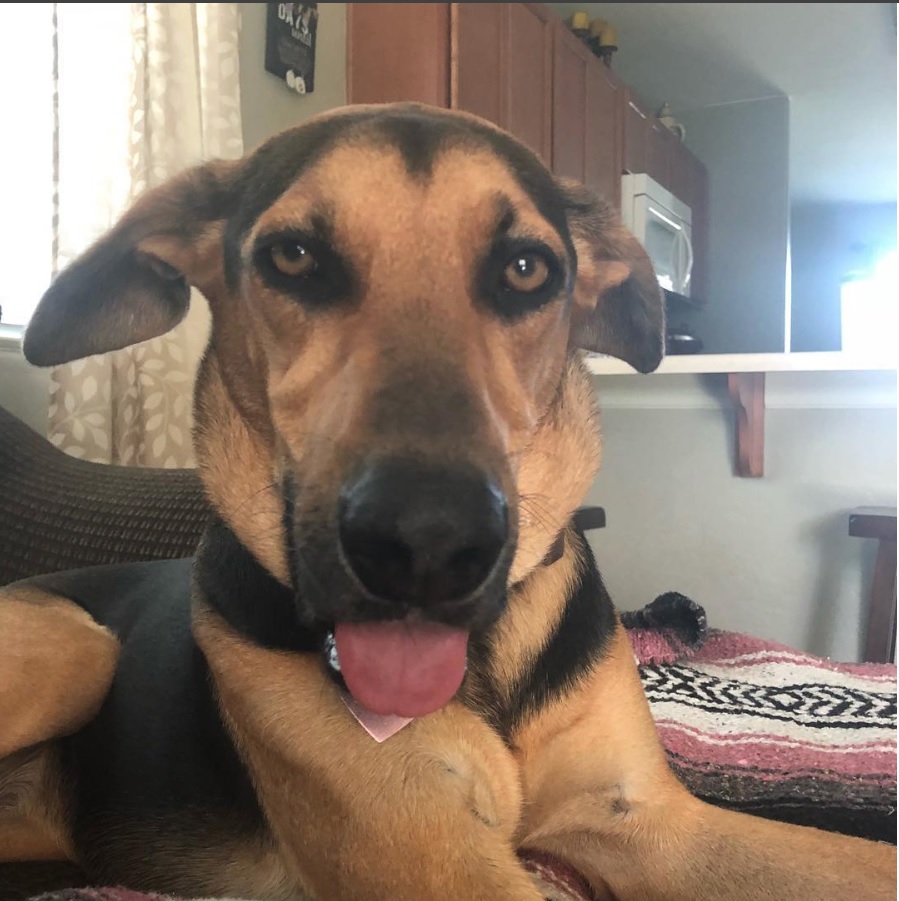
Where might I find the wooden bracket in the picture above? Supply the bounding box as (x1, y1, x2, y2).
(727, 372, 765, 477)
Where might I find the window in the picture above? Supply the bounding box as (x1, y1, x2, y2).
(0, 3, 135, 328)
(0, 4, 54, 327)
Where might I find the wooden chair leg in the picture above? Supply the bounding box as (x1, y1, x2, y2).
(849, 508, 896, 665)
(864, 538, 897, 664)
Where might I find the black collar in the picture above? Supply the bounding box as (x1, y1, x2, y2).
(539, 506, 606, 568)
(195, 510, 586, 649)
(540, 531, 566, 567)
(194, 515, 323, 654)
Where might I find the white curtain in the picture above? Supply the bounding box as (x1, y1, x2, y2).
(45, 3, 243, 466)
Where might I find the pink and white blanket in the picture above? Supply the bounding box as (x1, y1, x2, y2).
(626, 594, 896, 844)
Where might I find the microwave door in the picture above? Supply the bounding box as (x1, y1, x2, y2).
(640, 201, 683, 293)
(676, 225, 694, 296)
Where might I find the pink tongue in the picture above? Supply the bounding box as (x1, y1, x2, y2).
(334, 621, 469, 718)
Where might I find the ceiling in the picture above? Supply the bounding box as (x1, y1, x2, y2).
(548, 3, 897, 205)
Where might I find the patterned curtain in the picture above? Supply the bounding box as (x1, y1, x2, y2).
(48, 4, 243, 466)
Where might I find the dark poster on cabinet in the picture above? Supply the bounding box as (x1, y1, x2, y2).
(265, 3, 318, 94)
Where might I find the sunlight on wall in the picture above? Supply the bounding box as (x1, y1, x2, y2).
(841, 250, 898, 359)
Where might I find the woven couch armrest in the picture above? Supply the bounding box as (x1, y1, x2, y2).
(0, 406, 210, 586)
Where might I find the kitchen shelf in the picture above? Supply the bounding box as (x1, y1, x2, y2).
(586, 350, 898, 376)
(587, 351, 896, 480)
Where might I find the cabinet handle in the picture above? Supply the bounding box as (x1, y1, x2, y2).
(627, 101, 647, 118)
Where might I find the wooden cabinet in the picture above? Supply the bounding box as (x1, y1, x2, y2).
(346, 4, 450, 107)
(454, 2, 554, 160)
(349, 3, 553, 162)
(621, 83, 709, 300)
(552, 24, 621, 206)
(346, 1, 708, 295)
(622, 90, 650, 174)
(625, 89, 698, 196)
(647, 118, 672, 188)
(667, 131, 693, 208)
(505, 4, 554, 161)
(452, 3, 504, 125)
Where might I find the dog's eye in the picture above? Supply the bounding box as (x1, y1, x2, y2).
(482, 243, 563, 320)
(502, 253, 550, 294)
(269, 241, 317, 278)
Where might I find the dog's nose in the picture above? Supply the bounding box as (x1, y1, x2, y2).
(338, 459, 509, 606)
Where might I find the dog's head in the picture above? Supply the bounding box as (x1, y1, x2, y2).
(24, 104, 663, 717)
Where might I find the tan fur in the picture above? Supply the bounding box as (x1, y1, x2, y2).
(0, 818, 62, 861)
(0, 747, 73, 863)
(192, 142, 604, 593)
(193, 603, 544, 901)
(1, 104, 894, 899)
(0, 588, 119, 759)
(0, 587, 116, 864)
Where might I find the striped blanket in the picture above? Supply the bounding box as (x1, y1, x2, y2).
(625, 593, 897, 845)
(22, 595, 897, 901)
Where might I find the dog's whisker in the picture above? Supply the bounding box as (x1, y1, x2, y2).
(519, 494, 563, 535)
(229, 481, 280, 518)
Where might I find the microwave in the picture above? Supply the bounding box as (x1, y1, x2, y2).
(620, 173, 693, 297)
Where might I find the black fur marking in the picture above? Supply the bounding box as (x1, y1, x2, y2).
(24, 163, 238, 368)
(194, 516, 323, 654)
(251, 225, 359, 309)
(282, 473, 302, 593)
(222, 110, 377, 289)
(377, 111, 446, 178)
(506, 529, 615, 734)
(20, 560, 266, 885)
(476, 236, 566, 320)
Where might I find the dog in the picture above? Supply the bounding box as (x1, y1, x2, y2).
(0, 103, 894, 900)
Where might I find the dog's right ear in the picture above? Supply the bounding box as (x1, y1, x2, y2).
(23, 160, 240, 366)
(561, 180, 665, 374)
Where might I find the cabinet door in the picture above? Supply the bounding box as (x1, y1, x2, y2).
(452, 2, 552, 162)
(506, 3, 554, 162)
(667, 137, 693, 207)
(551, 26, 588, 183)
(452, 3, 505, 125)
(647, 119, 671, 189)
(347, 3, 450, 106)
(552, 24, 621, 206)
(622, 90, 649, 174)
(584, 59, 622, 207)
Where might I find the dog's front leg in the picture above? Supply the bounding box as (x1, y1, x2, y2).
(0, 586, 119, 759)
(194, 605, 544, 901)
(514, 624, 897, 900)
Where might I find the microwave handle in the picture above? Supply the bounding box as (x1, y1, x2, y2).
(678, 227, 694, 293)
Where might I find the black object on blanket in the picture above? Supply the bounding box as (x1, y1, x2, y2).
(620, 590, 708, 651)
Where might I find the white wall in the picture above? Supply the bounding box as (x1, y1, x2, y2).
(678, 97, 791, 356)
(584, 371, 896, 662)
(239, 2, 346, 150)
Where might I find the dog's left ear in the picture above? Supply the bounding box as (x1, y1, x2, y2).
(23, 160, 240, 367)
(563, 180, 665, 373)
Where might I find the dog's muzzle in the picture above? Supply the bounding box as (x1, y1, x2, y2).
(325, 457, 511, 718)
